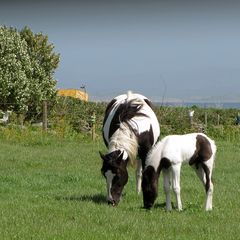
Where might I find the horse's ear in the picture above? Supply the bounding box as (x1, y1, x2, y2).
(99, 151, 106, 161)
(116, 151, 124, 165)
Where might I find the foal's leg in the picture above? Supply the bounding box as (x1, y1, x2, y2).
(206, 180, 214, 211)
(193, 161, 214, 211)
(136, 159, 142, 194)
(203, 160, 214, 211)
(172, 164, 182, 211)
(162, 168, 172, 211)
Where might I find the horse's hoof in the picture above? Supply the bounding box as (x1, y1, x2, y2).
(108, 200, 116, 207)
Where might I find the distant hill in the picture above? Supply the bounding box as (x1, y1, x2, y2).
(154, 102, 240, 109)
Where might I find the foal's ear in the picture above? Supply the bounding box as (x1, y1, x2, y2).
(99, 151, 106, 161)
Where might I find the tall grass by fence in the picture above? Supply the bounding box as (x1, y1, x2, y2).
(1, 97, 240, 142)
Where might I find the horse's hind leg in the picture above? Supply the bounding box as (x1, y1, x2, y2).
(193, 162, 213, 211)
(136, 159, 142, 194)
(203, 161, 214, 211)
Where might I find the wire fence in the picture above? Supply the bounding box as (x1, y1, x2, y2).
(1, 98, 240, 141)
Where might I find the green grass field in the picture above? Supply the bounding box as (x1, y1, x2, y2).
(0, 136, 239, 240)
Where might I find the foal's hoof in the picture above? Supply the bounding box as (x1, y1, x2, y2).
(144, 203, 153, 210)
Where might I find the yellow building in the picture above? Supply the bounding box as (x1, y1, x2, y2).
(57, 89, 88, 101)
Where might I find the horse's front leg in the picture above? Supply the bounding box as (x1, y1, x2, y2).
(136, 159, 142, 194)
(163, 168, 172, 211)
(172, 164, 182, 211)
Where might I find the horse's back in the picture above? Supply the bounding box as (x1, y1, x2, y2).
(161, 133, 215, 164)
(103, 92, 160, 146)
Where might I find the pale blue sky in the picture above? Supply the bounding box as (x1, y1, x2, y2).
(1, 1, 240, 102)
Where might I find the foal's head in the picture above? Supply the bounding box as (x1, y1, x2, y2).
(142, 166, 158, 209)
(100, 150, 128, 206)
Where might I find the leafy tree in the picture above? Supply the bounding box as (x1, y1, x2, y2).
(0, 26, 32, 112)
(0, 26, 60, 120)
(20, 27, 60, 120)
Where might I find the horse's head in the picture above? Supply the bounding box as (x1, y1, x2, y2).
(100, 150, 128, 206)
(142, 166, 158, 209)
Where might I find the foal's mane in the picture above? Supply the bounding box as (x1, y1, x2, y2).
(145, 140, 164, 171)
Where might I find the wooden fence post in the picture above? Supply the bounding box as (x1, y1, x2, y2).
(91, 111, 96, 141)
(188, 110, 194, 126)
(217, 114, 220, 125)
(18, 114, 24, 128)
(205, 112, 208, 128)
(42, 100, 48, 131)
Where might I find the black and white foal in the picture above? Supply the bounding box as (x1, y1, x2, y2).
(142, 133, 217, 211)
(100, 91, 160, 206)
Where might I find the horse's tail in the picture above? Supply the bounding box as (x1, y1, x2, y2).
(117, 92, 148, 124)
(127, 90, 133, 99)
(127, 90, 144, 106)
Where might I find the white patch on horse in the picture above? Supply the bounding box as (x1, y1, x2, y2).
(105, 170, 116, 201)
(103, 94, 127, 145)
(128, 101, 160, 143)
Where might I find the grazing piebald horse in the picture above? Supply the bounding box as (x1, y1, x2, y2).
(142, 133, 216, 211)
(100, 91, 160, 206)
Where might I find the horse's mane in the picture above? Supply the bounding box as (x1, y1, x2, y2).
(145, 140, 164, 171)
(108, 91, 151, 166)
(109, 122, 138, 166)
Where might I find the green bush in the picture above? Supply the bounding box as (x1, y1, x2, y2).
(1, 97, 240, 143)
(49, 97, 106, 136)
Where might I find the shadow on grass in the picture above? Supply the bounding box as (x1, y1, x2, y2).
(154, 202, 167, 209)
(55, 193, 106, 205)
(150, 202, 201, 212)
(140, 202, 188, 211)
(139, 202, 166, 211)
